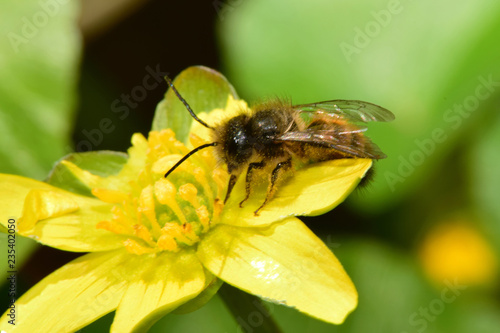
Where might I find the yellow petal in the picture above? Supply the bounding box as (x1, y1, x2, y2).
(0, 174, 124, 252)
(173, 271, 223, 314)
(221, 159, 372, 227)
(18, 189, 79, 231)
(0, 174, 57, 227)
(60, 133, 149, 193)
(24, 196, 125, 252)
(111, 250, 206, 333)
(114, 133, 149, 185)
(0, 249, 129, 332)
(197, 218, 357, 324)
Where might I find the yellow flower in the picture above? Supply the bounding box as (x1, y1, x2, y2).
(419, 219, 499, 287)
(0, 67, 372, 332)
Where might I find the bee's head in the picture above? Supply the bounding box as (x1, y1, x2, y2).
(214, 114, 253, 174)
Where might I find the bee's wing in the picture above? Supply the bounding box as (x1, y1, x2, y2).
(277, 129, 387, 159)
(293, 100, 395, 123)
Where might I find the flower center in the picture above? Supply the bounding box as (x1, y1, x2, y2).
(92, 129, 226, 254)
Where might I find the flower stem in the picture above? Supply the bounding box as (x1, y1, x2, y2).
(218, 283, 283, 333)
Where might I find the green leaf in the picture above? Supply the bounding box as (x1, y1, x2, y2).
(46, 151, 128, 196)
(0, 0, 80, 179)
(469, 113, 500, 252)
(150, 295, 238, 333)
(219, 0, 500, 212)
(152, 66, 238, 144)
(337, 240, 436, 332)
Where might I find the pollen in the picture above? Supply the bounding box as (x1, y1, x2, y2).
(196, 205, 210, 232)
(92, 129, 227, 254)
(133, 224, 154, 245)
(138, 185, 156, 222)
(179, 183, 200, 208)
(123, 238, 156, 255)
(154, 178, 177, 204)
(212, 169, 227, 197)
(92, 188, 129, 204)
(96, 220, 131, 235)
(151, 155, 185, 175)
(157, 234, 179, 252)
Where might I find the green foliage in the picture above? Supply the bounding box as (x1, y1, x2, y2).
(219, 0, 500, 212)
(0, 0, 80, 179)
(2, 0, 499, 331)
(267, 238, 500, 333)
(0, 0, 80, 291)
(470, 113, 500, 252)
(0, 0, 80, 294)
(218, 1, 500, 332)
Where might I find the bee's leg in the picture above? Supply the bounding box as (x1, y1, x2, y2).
(239, 161, 266, 208)
(224, 174, 238, 204)
(254, 158, 292, 216)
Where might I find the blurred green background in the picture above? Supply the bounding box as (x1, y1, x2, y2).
(1, 0, 500, 332)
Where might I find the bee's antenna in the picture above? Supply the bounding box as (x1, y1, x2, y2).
(164, 142, 218, 178)
(165, 75, 213, 130)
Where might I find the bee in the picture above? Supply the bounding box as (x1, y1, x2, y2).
(164, 76, 394, 215)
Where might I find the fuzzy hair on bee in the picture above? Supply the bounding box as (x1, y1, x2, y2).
(164, 76, 394, 215)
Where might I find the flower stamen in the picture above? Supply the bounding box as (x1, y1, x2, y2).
(91, 129, 227, 255)
(179, 183, 200, 208)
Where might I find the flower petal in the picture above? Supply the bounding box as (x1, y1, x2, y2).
(0, 249, 129, 332)
(0, 174, 125, 252)
(111, 250, 206, 333)
(46, 151, 128, 196)
(173, 272, 223, 314)
(0, 174, 56, 226)
(59, 133, 149, 193)
(18, 188, 79, 231)
(221, 159, 372, 227)
(197, 218, 357, 324)
(20, 194, 125, 252)
(152, 66, 238, 143)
